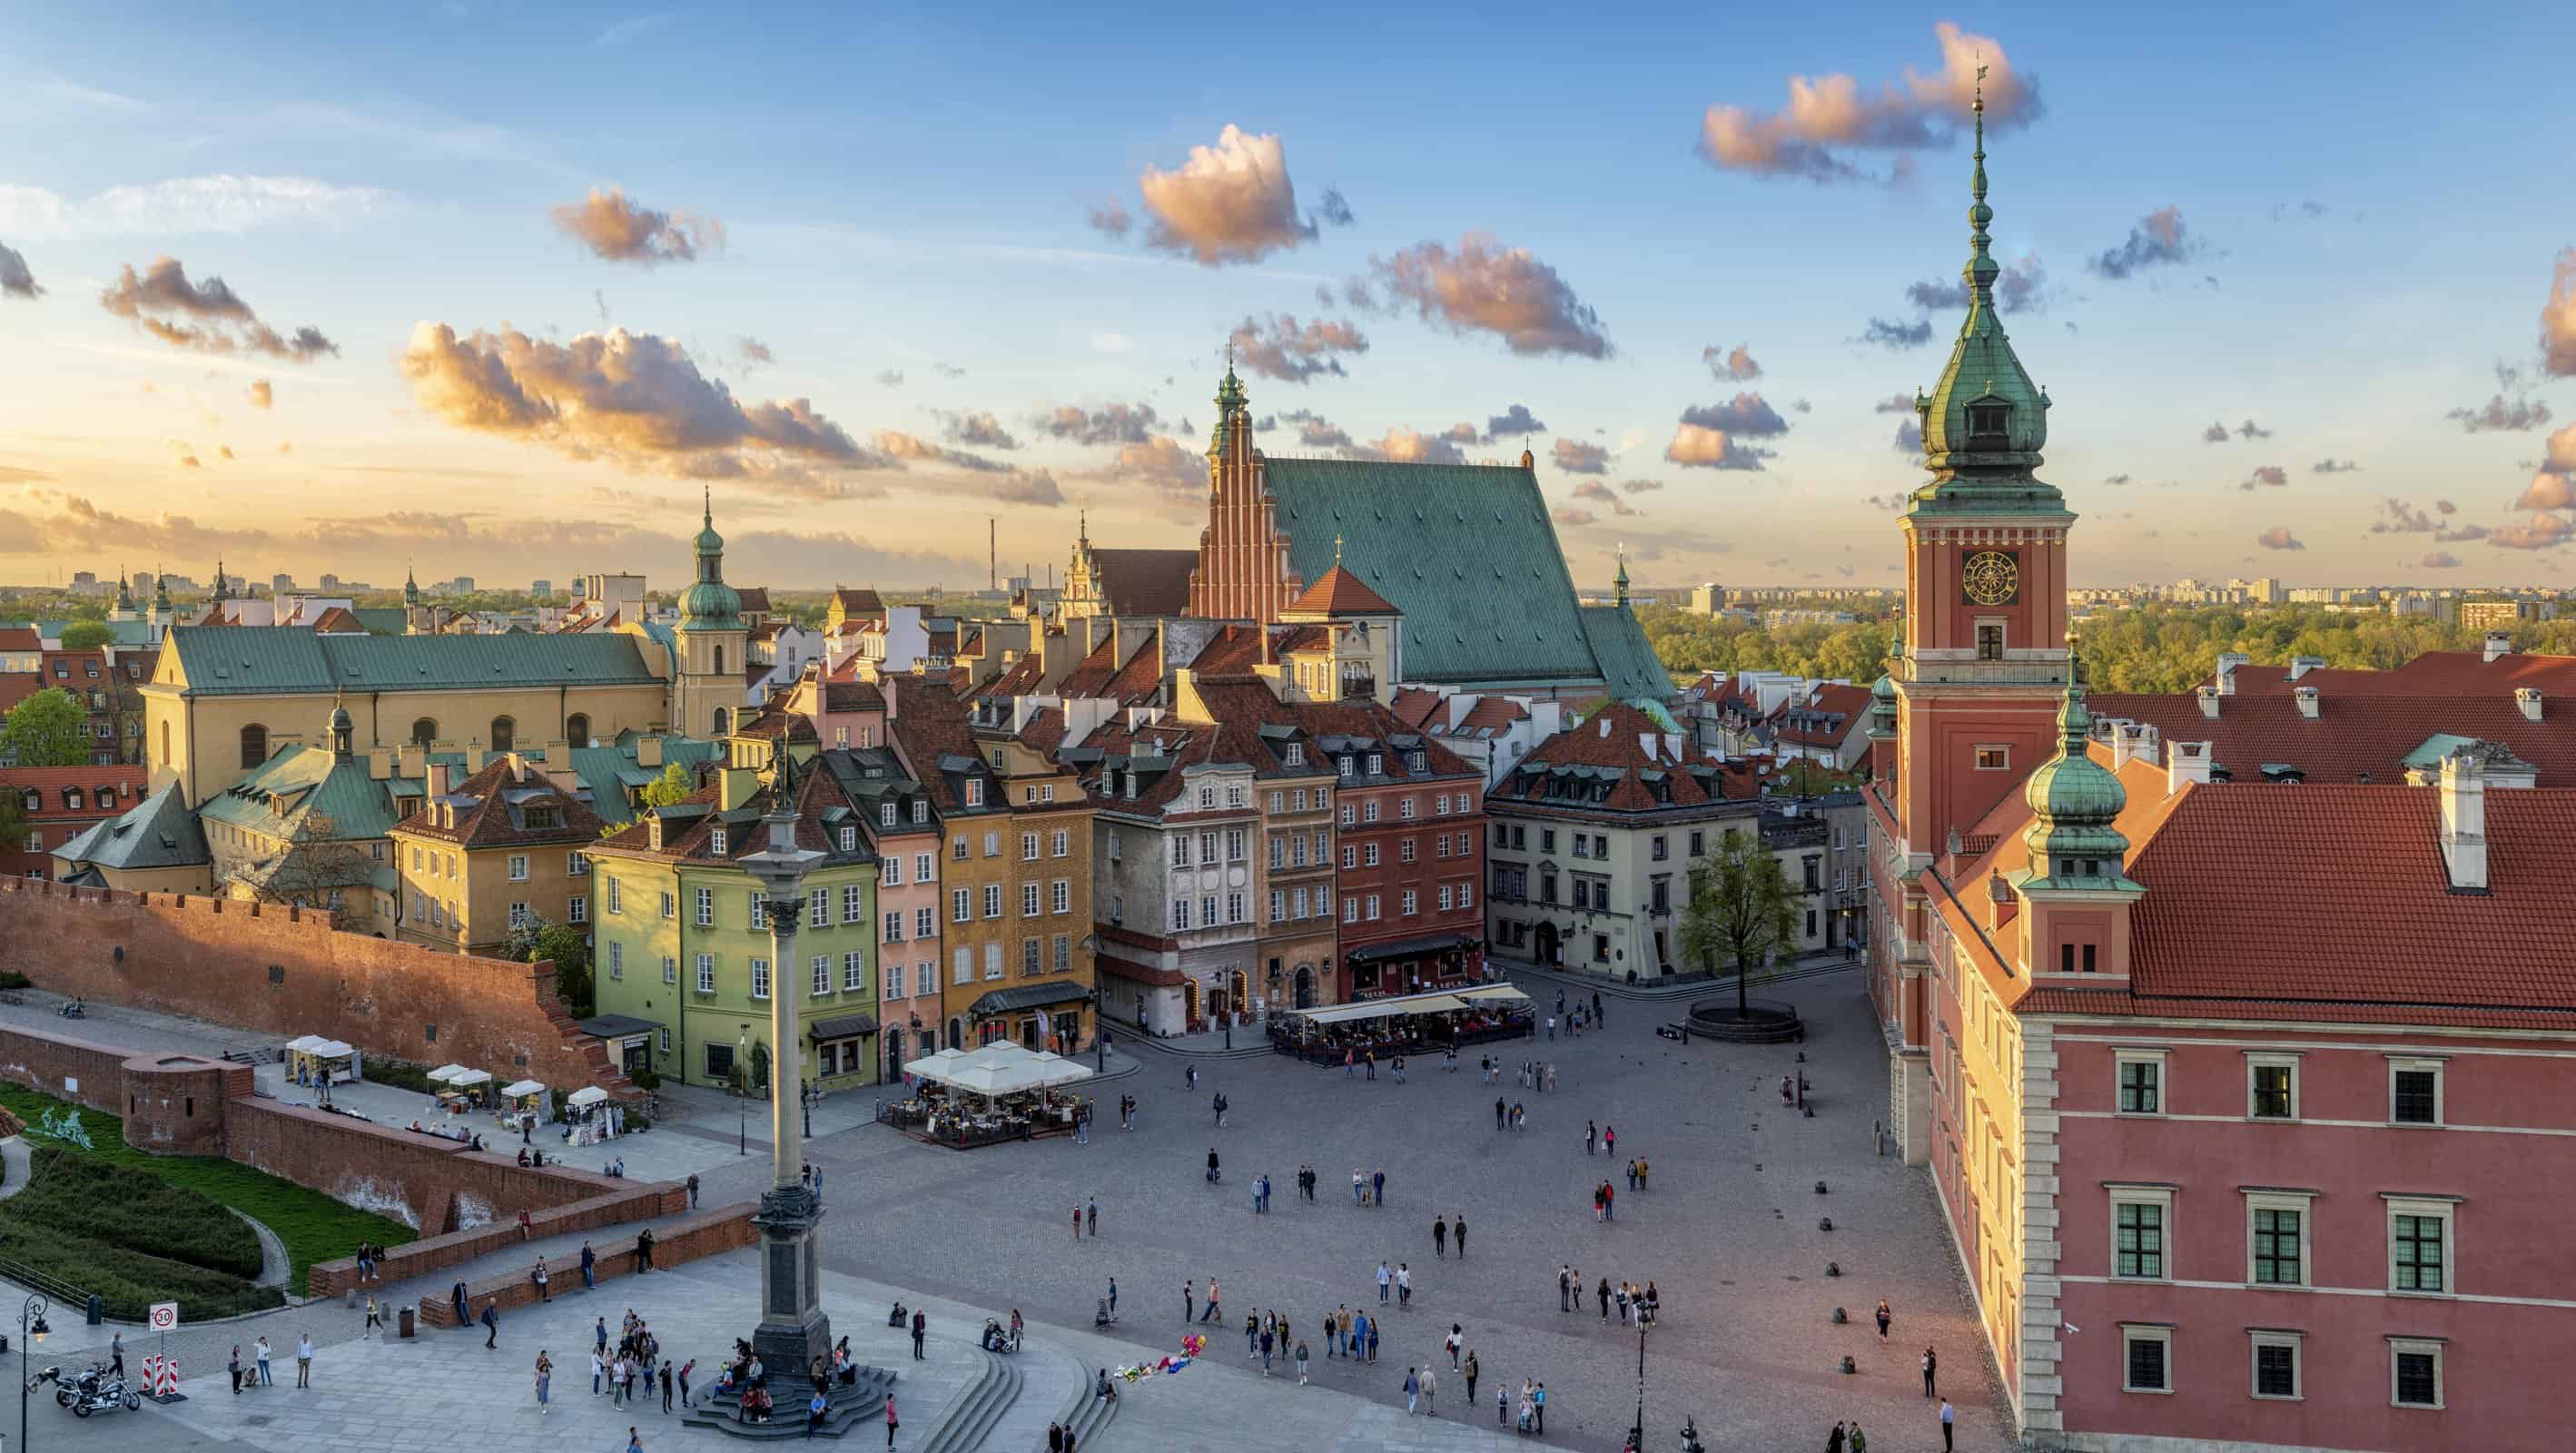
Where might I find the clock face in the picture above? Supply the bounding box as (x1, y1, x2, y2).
(1962, 550, 2019, 606)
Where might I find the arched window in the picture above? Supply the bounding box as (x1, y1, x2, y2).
(714, 645, 726, 677)
(410, 717, 439, 747)
(565, 713, 591, 749)
(712, 707, 730, 736)
(239, 723, 268, 769)
(489, 717, 515, 754)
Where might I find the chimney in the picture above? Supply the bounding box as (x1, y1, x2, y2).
(465, 739, 487, 774)
(427, 762, 451, 798)
(368, 746, 393, 781)
(2168, 740, 2214, 794)
(2515, 687, 2542, 723)
(1986, 873, 2018, 931)
(718, 766, 757, 813)
(637, 736, 664, 768)
(2294, 686, 2320, 719)
(2438, 751, 2488, 893)
(2196, 685, 2221, 719)
(2286, 656, 2326, 681)
(2215, 652, 2251, 694)
(2484, 631, 2512, 664)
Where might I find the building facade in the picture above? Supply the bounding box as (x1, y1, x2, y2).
(388, 755, 604, 955)
(5, 766, 150, 880)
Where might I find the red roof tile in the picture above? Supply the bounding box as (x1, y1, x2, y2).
(1388, 687, 1443, 730)
(2088, 690, 2576, 786)
(1285, 564, 1399, 618)
(2211, 650, 2576, 697)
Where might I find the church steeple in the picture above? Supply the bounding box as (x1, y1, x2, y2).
(2018, 647, 2134, 885)
(1210, 342, 1249, 452)
(403, 564, 420, 608)
(211, 559, 229, 603)
(1613, 548, 1630, 608)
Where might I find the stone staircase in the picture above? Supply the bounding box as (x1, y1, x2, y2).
(913, 1346, 1022, 1453)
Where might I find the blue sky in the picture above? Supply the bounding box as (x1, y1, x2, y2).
(3, 3, 2572, 591)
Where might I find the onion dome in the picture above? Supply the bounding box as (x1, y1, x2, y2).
(2020, 650, 2129, 881)
(677, 487, 744, 633)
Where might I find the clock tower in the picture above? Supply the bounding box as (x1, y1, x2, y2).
(1891, 75, 2076, 861)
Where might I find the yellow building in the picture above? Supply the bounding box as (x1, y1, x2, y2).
(194, 698, 400, 933)
(388, 754, 607, 954)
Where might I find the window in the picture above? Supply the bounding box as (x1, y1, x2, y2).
(915, 851, 933, 881)
(1226, 892, 1244, 924)
(568, 852, 589, 876)
(983, 944, 1002, 980)
(1173, 898, 1193, 932)
(565, 713, 590, 747)
(1020, 882, 1040, 917)
(1171, 835, 1192, 869)
(747, 892, 766, 929)
(2250, 1332, 2302, 1401)
(2248, 1193, 2311, 1286)
(1399, 839, 1416, 865)
(1051, 829, 1069, 857)
(1051, 879, 1070, 914)
(2388, 1198, 2454, 1294)
(952, 835, 969, 860)
(1437, 886, 1454, 912)
(844, 952, 866, 992)
(661, 891, 676, 920)
(1540, 829, 1556, 854)
(2109, 1187, 2170, 1280)
(704, 1042, 734, 1082)
(1340, 845, 1357, 869)
(1976, 623, 2005, 661)
(662, 955, 676, 985)
(1023, 939, 1041, 976)
(1400, 889, 1417, 916)
(2116, 1051, 2164, 1115)
(881, 855, 902, 887)
(2121, 1326, 2171, 1394)
(1397, 797, 1416, 821)
(1967, 400, 2009, 440)
(1224, 827, 1245, 862)
(914, 906, 933, 937)
(1974, 745, 2009, 771)
(695, 886, 713, 926)
(1270, 836, 1285, 870)
(489, 716, 515, 754)
(607, 878, 623, 915)
(1363, 843, 1380, 868)
(812, 954, 832, 996)
(1284, 743, 1304, 767)
(410, 717, 438, 748)
(1458, 882, 1471, 909)
(982, 884, 1002, 918)
(1366, 895, 1381, 921)
(2390, 1059, 2443, 1125)
(696, 954, 716, 993)
(2248, 1054, 2300, 1119)
(964, 780, 983, 807)
(952, 948, 972, 985)
(1053, 934, 1070, 972)
(749, 958, 769, 999)
(1344, 897, 1359, 924)
(607, 942, 624, 980)
(1270, 889, 1286, 922)
(710, 827, 728, 856)
(844, 884, 866, 923)
(2390, 1339, 2443, 1409)
(884, 911, 905, 943)
(1022, 832, 1039, 861)
(807, 887, 828, 928)
(568, 895, 587, 924)
(1362, 800, 1380, 824)
(952, 887, 971, 923)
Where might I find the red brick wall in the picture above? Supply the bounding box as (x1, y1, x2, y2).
(222, 1098, 656, 1234)
(414, 1201, 756, 1325)
(121, 1053, 244, 1153)
(310, 1182, 687, 1298)
(0, 1023, 145, 1114)
(0, 877, 634, 1097)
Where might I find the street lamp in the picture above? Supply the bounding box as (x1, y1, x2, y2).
(1630, 1314, 1647, 1453)
(20, 1294, 49, 1453)
(736, 1026, 749, 1156)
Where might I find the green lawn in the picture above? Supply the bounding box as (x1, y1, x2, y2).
(0, 1082, 415, 1297)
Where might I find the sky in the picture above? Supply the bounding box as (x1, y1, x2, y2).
(4, 3, 2575, 595)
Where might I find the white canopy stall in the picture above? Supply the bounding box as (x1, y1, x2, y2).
(282, 1033, 360, 1087)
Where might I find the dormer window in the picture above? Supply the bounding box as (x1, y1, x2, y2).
(1283, 743, 1304, 767)
(710, 827, 728, 856)
(1967, 400, 2010, 444)
(911, 801, 928, 825)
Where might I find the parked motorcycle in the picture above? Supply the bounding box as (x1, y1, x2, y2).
(33, 1364, 140, 1417)
(25, 1363, 109, 1406)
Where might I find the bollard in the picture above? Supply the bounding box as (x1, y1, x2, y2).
(86, 1293, 103, 1326)
(1831, 1307, 1848, 1325)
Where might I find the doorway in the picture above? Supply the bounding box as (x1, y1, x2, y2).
(1533, 922, 1561, 965)
(1293, 964, 1316, 1009)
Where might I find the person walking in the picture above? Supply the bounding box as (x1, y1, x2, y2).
(227, 1345, 242, 1395)
(1213, 1092, 1228, 1127)
(1939, 1400, 1956, 1452)
(581, 1240, 597, 1290)
(109, 1331, 125, 1379)
(1373, 1167, 1387, 1206)
(1183, 1280, 1194, 1323)
(1533, 1381, 1547, 1434)
(1849, 1422, 1868, 1453)
(911, 1310, 926, 1359)
(1433, 1217, 1446, 1258)
(1088, 1196, 1100, 1236)
(1546, 1063, 1557, 1092)
(1258, 1324, 1274, 1377)
(1598, 1276, 1612, 1320)
(660, 1359, 675, 1413)
(883, 1392, 899, 1449)
(1829, 1421, 1846, 1453)
(1453, 1214, 1466, 1257)
(1203, 1277, 1222, 1324)
(1464, 1344, 1481, 1407)
(1073, 1204, 1083, 1241)
(1446, 1323, 1463, 1369)
(679, 1359, 696, 1406)
(1923, 1347, 1939, 1398)
(1558, 1265, 1572, 1311)
(686, 1172, 699, 1208)
(1421, 1362, 1437, 1415)
(1377, 1260, 1392, 1304)
(1875, 1298, 1892, 1339)
(1495, 1095, 1506, 1131)
(1295, 1338, 1310, 1384)
(255, 1335, 273, 1385)
(1397, 1262, 1411, 1308)
(534, 1258, 551, 1301)
(296, 1332, 314, 1389)
(481, 1300, 499, 1349)
(1107, 1278, 1119, 1318)
(1403, 1367, 1419, 1416)
(1585, 1119, 1597, 1155)
(1366, 1317, 1380, 1364)
(1604, 1124, 1615, 1158)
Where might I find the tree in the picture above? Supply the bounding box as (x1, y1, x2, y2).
(237, 811, 379, 932)
(510, 917, 595, 1016)
(638, 761, 696, 808)
(1677, 832, 1800, 1022)
(57, 621, 112, 651)
(1, 687, 90, 767)
(0, 789, 27, 857)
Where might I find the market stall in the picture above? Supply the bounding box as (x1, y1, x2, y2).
(283, 1034, 361, 1087)
(437, 1066, 494, 1114)
(564, 1084, 626, 1147)
(500, 1078, 550, 1133)
(1268, 984, 1534, 1064)
(877, 1041, 1096, 1148)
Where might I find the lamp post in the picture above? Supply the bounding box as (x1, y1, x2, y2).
(736, 1027, 749, 1156)
(20, 1294, 49, 1453)
(740, 756, 831, 1378)
(1630, 1314, 1648, 1453)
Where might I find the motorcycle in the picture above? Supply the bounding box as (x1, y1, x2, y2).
(1678, 1416, 1707, 1453)
(27, 1364, 138, 1416)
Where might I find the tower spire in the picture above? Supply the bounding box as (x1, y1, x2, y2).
(1965, 59, 1998, 308)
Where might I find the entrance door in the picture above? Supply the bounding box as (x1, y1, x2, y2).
(1533, 922, 1561, 965)
(1229, 970, 1249, 1020)
(1293, 964, 1316, 1009)
(948, 1017, 964, 1050)
(619, 1038, 649, 1080)
(1183, 977, 1202, 1025)
(884, 1026, 905, 1078)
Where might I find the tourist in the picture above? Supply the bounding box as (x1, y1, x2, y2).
(1377, 1260, 1392, 1304)
(1923, 1347, 1938, 1398)
(883, 1392, 899, 1448)
(1373, 1167, 1386, 1205)
(637, 1227, 656, 1272)
(1201, 1277, 1221, 1323)
(296, 1331, 314, 1388)
(1087, 1197, 1099, 1236)
(807, 1389, 828, 1438)
(1294, 1336, 1310, 1383)
(534, 1350, 552, 1414)
(1182, 1280, 1193, 1322)
(594, 1349, 607, 1396)
(481, 1300, 499, 1349)
(1598, 1276, 1612, 1320)
(1586, 1120, 1597, 1155)
(1939, 1400, 1955, 1452)
(1533, 1381, 1547, 1433)
(1604, 1124, 1616, 1157)
(1829, 1420, 1846, 1453)
(1876, 1298, 1892, 1339)
(1106, 1278, 1117, 1317)
(911, 1310, 926, 1359)
(1213, 1092, 1228, 1127)
(1558, 1265, 1572, 1311)
(1849, 1422, 1868, 1453)
(679, 1358, 695, 1406)
(1433, 1217, 1446, 1257)
(1073, 1204, 1083, 1241)
(1453, 1214, 1466, 1256)
(1404, 1367, 1419, 1415)
(1446, 1323, 1463, 1368)
(1397, 1262, 1411, 1308)
(1464, 1347, 1479, 1405)
(1495, 1096, 1506, 1131)
(255, 1335, 272, 1385)
(365, 1295, 383, 1338)
(596, 1317, 610, 1356)
(1366, 1318, 1380, 1363)
(534, 1258, 551, 1300)
(228, 1344, 242, 1395)
(686, 1172, 700, 1208)
(583, 1241, 597, 1290)
(1258, 1322, 1273, 1376)
(1421, 1361, 1436, 1413)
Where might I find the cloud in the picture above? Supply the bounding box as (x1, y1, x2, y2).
(1856, 317, 1931, 349)
(2102, 473, 2132, 486)
(1704, 343, 1761, 381)
(2237, 465, 2288, 489)
(1229, 313, 1369, 382)
(1484, 404, 1546, 440)
(2542, 423, 2576, 476)
(933, 361, 966, 379)
(1349, 427, 1467, 466)
(0, 174, 394, 240)
(218, 445, 234, 460)
(1551, 508, 1597, 528)
(2087, 206, 2202, 280)
(2234, 419, 2272, 440)
(1551, 438, 1608, 474)
(737, 337, 773, 365)
(1681, 392, 1790, 438)
(1665, 423, 1772, 470)
(400, 321, 884, 498)
(1130, 125, 1319, 266)
(1697, 22, 2039, 184)
(596, 12, 674, 46)
(2420, 551, 2461, 568)
(2310, 458, 2360, 473)
(2372, 498, 2435, 533)
(0, 241, 39, 299)
(1090, 331, 1133, 353)
(2255, 526, 2304, 550)
(1360, 234, 1612, 358)
(550, 186, 721, 265)
(1317, 189, 1355, 227)
(871, 430, 1012, 472)
(1034, 401, 1161, 447)
(2201, 420, 2230, 443)
(986, 468, 1064, 507)
(173, 447, 202, 468)
(2514, 470, 2576, 510)
(873, 370, 904, 387)
(248, 379, 272, 410)
(939, 410, 1021, 450)
(1095, 435, 1204, 503)
(2492, 512, 2573, 550)
(2447, 394, 2552, 432)
(1570, 479, 1638, 516)
(2438, 522, 2489, 543)
(1619, 478, 1662, 495)
(1903, 252, 2050, 313)
(99, 256, 338, 361)
(1872, 394, 1915, 414)
(1084, 203, 1133, 243)
(1893, 417, 1924, 453)
(1274, 409, 1350, 450)
(2437, 499, 2459, 513)
(2543, 248, 2576, 378)
(0, 490, 271, 558)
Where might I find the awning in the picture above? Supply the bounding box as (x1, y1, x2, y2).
(1342, 932, 1481, 965)
(809, 1013, 878, 1042)
(1292, 988, 1482, 1026)
(901, 1047, 969, 1080)
(307, 1039, 354, 1059)
(1454, 983, 1532, 1006)
(426, 1063, 470, 1083)
(283, 1034, 331, 1054)
(446, 1069, 492, 1088)
(566, 1085, 610, 1108)
(501, 1079, 547, 1098)
(965, 981, 1093, 1018)
(908, 1041, 1096, 1096)
(577, 1013, 662, 1042)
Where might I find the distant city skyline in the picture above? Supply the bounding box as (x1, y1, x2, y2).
(3, 5, 2573, 588)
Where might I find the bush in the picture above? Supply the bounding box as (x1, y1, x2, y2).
(0, 972, 30, 990)
(363, 1057, 445, 1094)
(6, 1149, 263, 1278)
(0, 1220, 281, 1321)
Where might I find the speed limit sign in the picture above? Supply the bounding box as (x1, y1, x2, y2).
(149, 1302, 179, 1331)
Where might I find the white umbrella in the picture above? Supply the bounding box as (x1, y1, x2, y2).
(283, 1034, 329, 1054)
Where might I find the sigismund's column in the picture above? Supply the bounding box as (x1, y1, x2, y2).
(741, 751, 829, 1377)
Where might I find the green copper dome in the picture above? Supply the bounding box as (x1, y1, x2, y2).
(677, 489, 742, 633)
(403, 566, 420, 607)
(1909, 82, 2064, 519)
(2020, 655, 2131, 880)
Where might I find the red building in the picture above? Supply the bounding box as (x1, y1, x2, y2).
(1863, 88, 2576, 1452)
(5, 766, 151, 879)
(1295, 702, 1485, 999)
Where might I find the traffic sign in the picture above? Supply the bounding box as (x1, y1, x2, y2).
(148, 1302, 179, 1331)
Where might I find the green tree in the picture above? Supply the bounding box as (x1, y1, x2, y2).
(509, 917, 595, 1017)
(56, 621, 113, 651)
(638, 761, 696, 808)
(1, 687, 90, 767)
(1677, 833, 1800, 1022)
(0, 787, 28, 855)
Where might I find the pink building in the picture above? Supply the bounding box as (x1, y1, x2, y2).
(812, 742, 942, 1079)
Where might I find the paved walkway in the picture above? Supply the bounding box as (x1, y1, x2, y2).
(0, 1132, 28, 1198)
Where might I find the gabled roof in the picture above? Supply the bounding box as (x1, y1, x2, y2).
(2087, 690, 2576, 786)
(1388, 687, 1443, 730)
(972, 654, 1047, 701)
(883, 678, 1003, 816)
(1084, 549, 1198, 617)
(1577, 605, 1675, 701)
(306, 606, 369, 634)
(1057, 634, 1123, 698)
(160, 626, 659, 696)
(735, 587, 772, 615)
(53, 780, 208, 871)
(594, 755, 870, 867)
(393, 756, 606, 848)
(0, 628, 40, 652)
(1285, 564, 1399, 618)
(1772, 683, 1872, 748)
(1491, 700, 1736, 815)
(819, 680, 885, 713)
(0, 673, 39, 717)
(830, 587, 884, 616)
(201, 746, 405, 841)
(2211, 650, 2576, 697)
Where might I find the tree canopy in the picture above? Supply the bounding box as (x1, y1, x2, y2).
(637, 761, 696, 808)
(55, 621, 113, 651)
(1677, 834, 1801, 1022)
(1, 687, 91, 767)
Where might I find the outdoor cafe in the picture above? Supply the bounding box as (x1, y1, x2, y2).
(876, 1041, 1097, 1149)
(1268, 983, 1535, 1064)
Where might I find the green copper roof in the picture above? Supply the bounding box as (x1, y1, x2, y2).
(53, 782, 209, 873)
(678, 491, 742, 633)
(202, 742, 407, 841)
(159, 624, 659, 696)
(1908, 84, 2066, 522)
(1578, 604, 1678, 701)
(2019, 658, 2133, 884)
(1265, 456, 1668, 693)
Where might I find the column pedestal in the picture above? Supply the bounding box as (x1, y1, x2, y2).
(751, 1182, 831, 1377)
